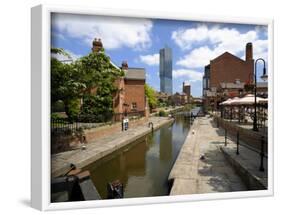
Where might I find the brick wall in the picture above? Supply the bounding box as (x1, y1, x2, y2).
(183, 84, 191, 103)
(210, 53, 253, 88)
(84, 117, 148, 142)
(113, 78, 125, 114)
(124, 79, 145, 112)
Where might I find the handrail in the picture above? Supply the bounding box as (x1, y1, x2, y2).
(223, 125, 267, 172)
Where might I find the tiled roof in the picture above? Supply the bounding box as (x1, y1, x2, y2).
(124, 68, 146, 80)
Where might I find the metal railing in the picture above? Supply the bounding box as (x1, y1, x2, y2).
(51, 118, 81, 135)
(223, 127, 267, 172)
(51, 111, 145, 135)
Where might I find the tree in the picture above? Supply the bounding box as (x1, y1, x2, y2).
(51, 48, 86, 121)
(145, 84, 158, 111)
(51, 47, 124, 122)
(76, 50, 124, 120)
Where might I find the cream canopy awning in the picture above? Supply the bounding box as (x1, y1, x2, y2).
(229, 94, 267, 105)
(220, 94, 268, 106)
(219, 98, 232, 105)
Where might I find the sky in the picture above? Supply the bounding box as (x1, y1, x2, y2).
(51, 13, 268, 97)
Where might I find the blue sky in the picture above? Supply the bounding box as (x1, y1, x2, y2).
(51, 13, 268, 97)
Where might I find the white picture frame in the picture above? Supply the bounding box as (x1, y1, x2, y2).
(31, 4, 274, 211)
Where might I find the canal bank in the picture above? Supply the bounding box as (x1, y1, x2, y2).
(82, 112, 192, 199)
(169, 116, 248, 195)
(51, 116, 174, 178)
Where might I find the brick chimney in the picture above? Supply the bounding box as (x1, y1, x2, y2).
(245, 42, 253, 61)
(121, 61, 128, 70)
(92, 38, 103, 53)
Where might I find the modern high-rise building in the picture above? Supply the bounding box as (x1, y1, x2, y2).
(159, 47, 172, 94)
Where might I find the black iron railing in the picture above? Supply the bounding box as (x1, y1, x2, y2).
(223, 126, 267, 172)
(51, 111, 145, 135)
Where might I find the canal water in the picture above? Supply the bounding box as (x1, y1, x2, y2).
(84, 110, 197, 199)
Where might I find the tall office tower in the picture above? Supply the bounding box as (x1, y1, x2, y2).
(159, 47, 173, 94)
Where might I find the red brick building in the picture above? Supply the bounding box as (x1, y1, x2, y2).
(114, 61, 146, 115)
(202, 43, 254, 111)
(169, 92, 188, 106)
(182, 82, 191, 103)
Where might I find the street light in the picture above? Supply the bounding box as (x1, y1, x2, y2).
(253, 58, 267, 131)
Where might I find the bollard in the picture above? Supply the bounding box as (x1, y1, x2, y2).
(225, 128, 227, 146)
(259, 136, 265, 172)
(148, 122, 154, 132)
(217, 117, 219, 128)
(236, 131, 240, 155)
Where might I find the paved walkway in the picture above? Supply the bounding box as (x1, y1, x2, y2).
(169, 116, 247, 195)
(220, 137, 268, 189)
(52, 117, 173, 178)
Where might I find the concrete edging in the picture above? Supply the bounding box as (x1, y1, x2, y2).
(168, 117, 199, 192)
(52, 117, 174, 178)
(220, 146, 267, 190)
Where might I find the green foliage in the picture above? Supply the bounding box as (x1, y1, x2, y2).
(144, 84, 158, 110)
(64, 99, 80, 122)
(80, 94, 113, 122)
(51, 113, 62, 120)
(158, 110, 168, 117)
(51, 47, 124, 122)
(51, 47, 71, 58)
(51, 52, 86, 103)
(75, 51, 124, 90)
(77, 51, 124, 120)
(51, 100, 65, 112)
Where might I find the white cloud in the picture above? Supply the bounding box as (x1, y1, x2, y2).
(139, 53, 159, 65)
(176, 46, 217, 68)
(52, 13, 153, 50)
(172, 24, 268, 68)
(171, 25, 209, 50)
(173, 69, 203, 82)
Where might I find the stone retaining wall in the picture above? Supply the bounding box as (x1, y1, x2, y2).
(220, 146, 267, 190)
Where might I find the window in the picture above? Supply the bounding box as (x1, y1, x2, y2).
(131, 102, 137, 110)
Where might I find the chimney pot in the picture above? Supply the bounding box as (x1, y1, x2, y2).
(92, 38, 103, 53)
(121, 61, 128, 70)
(246, 42, 253, 61)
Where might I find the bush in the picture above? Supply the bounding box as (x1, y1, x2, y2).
(65, 99, 80, 122)
(51, 113, 62, 120)
(78, 112, 113, 123)
(158, 110, 168, 117)
(51, 100, 65, 112)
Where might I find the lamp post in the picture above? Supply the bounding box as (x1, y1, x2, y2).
(253, 58, 268, 131)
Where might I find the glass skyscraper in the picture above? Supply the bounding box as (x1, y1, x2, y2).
(159, 47, 172, 94)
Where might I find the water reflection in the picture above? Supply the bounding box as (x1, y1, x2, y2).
(159, 126, 172, 161)
(84, 112, 191, 199)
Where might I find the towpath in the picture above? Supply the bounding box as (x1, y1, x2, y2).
(52, 116, 173, 178)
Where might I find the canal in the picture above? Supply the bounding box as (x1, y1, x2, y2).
(83, 109, 198, 199)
